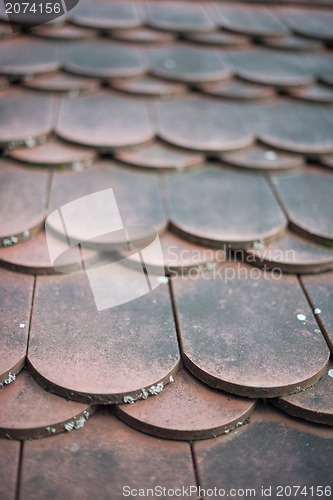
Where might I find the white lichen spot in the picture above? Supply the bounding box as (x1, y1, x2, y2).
(169, 375, 174, 383)
(83, 411, 90, 420)
(163, 58, 176, 69)
(252, 240, 265, 251)
(149, 382, 164, 395)
(74, 417, 86, 430)
(206, 262, 215, 271)
(297, 313, 306, 321)
(141, 388, 149, 400)
(224, 429, 230, 434)
(23, 230, 30, 239)
(314, 308, 321, 315)
(328, 369, 333, 378)
(158, 276, 169, 284)
(3, 238, 12, 247)
(19, 323, 25, 329)
(46, 426, 56, 434)
(64, 422, 75, 432)
(123, 395, 135, 404)
(264, 150, 278, 161)
(3, 373, 16, 385)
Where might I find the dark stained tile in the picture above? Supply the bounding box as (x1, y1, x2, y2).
(110, 27, 175, 44)
(31, 24, 98, 40)
(213, 3, 289, 37)
(48, 162, 167, 244)
(0, 269, 33, 384)
(56, 92, 154, 150)
(198, 79, 275, 101)
(21, 413, 196, 500)
(28, 272, 179, 403)
(0, 230, 97, 275)
(0, 89, 55, 148)
(146, 1, 215, 33)
(22, 71, 99, 96)
(0, 36, 62, 77)
(280, 6, 333, 42)
(229, 49, 313, 87)
(116, 368, 256, 440)
(0, 160, 49, 246)
(319, 154, 333, 170)
(0, 20, 17, 39)
(0, 369, 94, 439)
(71, 1, 142, 30)
(64, 41, 147, 79)
(0, 75, 9, 89)
(302, 271, 333, 353)
(7, 138, 96, 169)
(260, 34, 323, 51)
(183, 30, 250, 47)
(109, 75, 186, 98)
(116, 141, 203, 171)
(0, 439, 20, 500)
(305, 53, 333, 86)
(221, 144, 303, 172)
(246, 230, 333, 274)
(157, 97, 253, 152)
(150, 46, 232, 84)
(257, 101, 333, 154)
(166, 167, 286, 249)
(275, 362, 333, 425)
(194, 404, 333, 494)
(286, 84, 333, 104)
(172, 262, 330, 398)
(272, 167, 333, 244)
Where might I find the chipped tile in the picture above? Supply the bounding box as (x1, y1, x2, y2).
(21, 413, 196, 499)
(28, 272, 180, 403)
(157, 97, 253, 152)
(0, 368, 94, 439)
(150, 46, 232, 84)
(272, 167, 333, 245)
(56, 92, 154, 150)
(222, 144, 303, 172)
(172, 262, 329, 398)
(0, 160, 49, 245)
(116, 141, 203, 171)
(194, 404, 333, 494)
(0, 269, 34, 383)
(64, 41, 147, 79)
(275, 362, 333, 425)
(166, 166, 286, 249)
(116, 368, 255, 440)
(302, 271, 333, 353)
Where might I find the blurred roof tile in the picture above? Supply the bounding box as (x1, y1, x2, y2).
(71, 1, 143, 30)
(146, 1, 215, 33)
(22, 71, 100, 95)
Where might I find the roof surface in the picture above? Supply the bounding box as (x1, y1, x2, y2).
(0, 0, 333, 499)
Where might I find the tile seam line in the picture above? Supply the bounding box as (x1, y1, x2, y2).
(190, 442, 203, 499)
(14, 441, 24, 500)
(168, 277, 185, 364)
(26, 275, 37, 359)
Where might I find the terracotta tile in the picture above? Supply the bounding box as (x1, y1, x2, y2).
(0, 160, 49, 246)
(31, 24, 98, 40)
(64, 41, 147, 79)
(0, 20, 17, 38)
(0, 368, 95, 439)
(28, 272, 180, 403)
(49, 162, 167, 246)
(0, 269, 33, 384)
(214, 3, 289, 37)
(172, 262, 330, 398)
(157, 97, 253, 152)
(21, 413, 196, 500)
(8, 139, 96, 169)
(221, 144, 303, 172)
(261, 34, 323, 51)
(275, 362, 333, 425)
(272, 167, 333, 244)
(0, 36, 62, 77)
(71, 1, 142, 30)
(246, 230, 333, 274)
(110, 27, 175, 44)
(183, 30, 250, 47)
(56, 92, 154, 150)
(109, 75, 186, 98)
(0, 89, 55, 148)
(286, 84, 333, 104)
(150, 46, 232, 84)
(194, 404, 333, 494)
(229, 49, 313, 87)
(166, 166, 286, 249)
(22, 71, 99, 96)
(146, 1, 215, 33)
(280, 6, 333, 41)
(0, 75, 9, 89)
(116, 368, 256, 440)
(319, 154, 333, 170)
(0, 439, 20, 500)
(0, 230, 97, 275)
(198, 79, 275, 101)
(116, 141, 203, 171)
(257, 101, 333, 154)
(302, 271, 333, 353)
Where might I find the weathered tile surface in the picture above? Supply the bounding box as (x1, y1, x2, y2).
(0, 439, 20, 500)
(221, 144, 303, 172)
(71, 1, 142, 30)
(147, 1, 215, 33)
